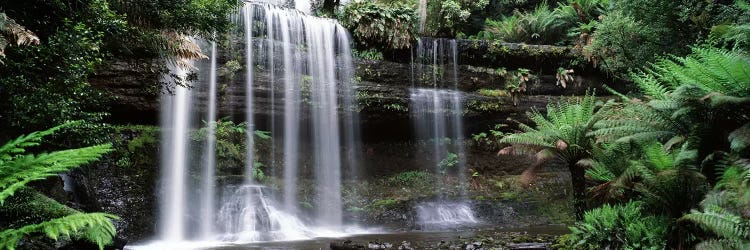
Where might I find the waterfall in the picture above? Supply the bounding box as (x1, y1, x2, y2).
(199, 42, 219, 239)
(411, 38, 476, 228)
(147, 1, 359, 246)
(243, 3, 256, 186)
(159, 62, 193, 241)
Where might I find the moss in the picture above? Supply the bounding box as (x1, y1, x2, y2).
(536, 199, 575, 225)
(477, 88, 509, 97)
(468, 99, 505, 112)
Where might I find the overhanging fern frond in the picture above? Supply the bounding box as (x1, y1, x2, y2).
(0, 213, 118, 250)
(0, 144, 113, 204)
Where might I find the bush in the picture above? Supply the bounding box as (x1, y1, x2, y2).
(481, 3, 566, 44)
(567, 202, 669, 250)
(339, 1, 418, 50)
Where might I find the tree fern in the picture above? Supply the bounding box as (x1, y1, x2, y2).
(0, 213, 118, 250)
(500, 92, 600, 218)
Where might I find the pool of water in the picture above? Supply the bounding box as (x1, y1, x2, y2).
(127, 225, 568, 250)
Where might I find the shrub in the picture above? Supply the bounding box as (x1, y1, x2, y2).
(482, 3, 566, 44)
(568, 201, 669, 249)
(339, 1, 418, 50)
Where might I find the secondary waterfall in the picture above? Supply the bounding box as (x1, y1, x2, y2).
(411, 38, 476, 228)
(153, 1, 359, 245)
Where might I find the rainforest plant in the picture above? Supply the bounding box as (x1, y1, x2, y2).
(499, 93, 600, 218)
(567, 201, 669, 249)
(0, 122, 117, 250)
(339, 1, 418, 50)
(682, 155, 750, 249)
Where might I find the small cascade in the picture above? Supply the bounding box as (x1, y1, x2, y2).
(217, 185, 311, 242)
(411, 38, 476, 228)
(416, 202, 478, 229)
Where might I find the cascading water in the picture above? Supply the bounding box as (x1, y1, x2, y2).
(199, 41, 219, 239)
(411, 38, 477, 229)
(142, 2, 360, 247)
(159, 61, 194, 241)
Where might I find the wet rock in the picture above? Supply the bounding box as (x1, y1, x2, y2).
(398, 241, 414, 250)
(367, 241, 393, 249)
(331, 240, 367, 250)
(508, 242, 550, 250)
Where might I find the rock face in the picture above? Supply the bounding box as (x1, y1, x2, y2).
(91, 41, 625, 137)
(75, 41, 597, 244)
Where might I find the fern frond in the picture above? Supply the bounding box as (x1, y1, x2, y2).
(0, 213, 118, 250)
(0, 144, 113, 204)
(0, 12, 40, 58)
(696, 239, 750, 250)
(0, 122, 75, 164)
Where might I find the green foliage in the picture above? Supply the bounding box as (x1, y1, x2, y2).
(505, 69, 532, 106)
(438, 153, 459, 174)
(371, 198, 399, 208)
(586, 11, 661, 73)
(0, 0, 241, 136)
(472, 124, 510, 150)
(482, 3, 565, 44)
(424, 0, 489, 36)
(389, 170, 431, 185)
(477, 88, 508, 97)
(0, 122, 113, 204)
(682, 155, 750, 249)
(339, 1, 418, 50)
(567, 201, 669, 249)
(352, 48, 384, 60)
(0, 213, 118, 250)
(711, 0, 750, 50)
(0, 123, 116, 249)
(587, 143, 707, 218)
(499, 93, 599, 162)
(500, 93, 599, 218)
(632, 47, 750, 99)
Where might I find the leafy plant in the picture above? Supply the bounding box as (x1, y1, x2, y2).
(438, 153, 459, 174)
(352, 48, 384, 60)
(0, 122, 117, 249)
(505, 69, 532, 106)
(499, 93, 600, 218)
(568, 201, 669, 249)
(339, 1, 418, 50)
(682, 155, 750, 249)
(483, 3, 566, 44)
(423, 0, 489, 36)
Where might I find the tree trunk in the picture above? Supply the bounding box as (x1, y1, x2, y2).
(569, 163, 586, 220)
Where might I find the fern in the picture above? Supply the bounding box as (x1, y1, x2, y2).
(500, 92, 599, 218)
(0, 123, 117, 249)
(683, 155, 750, 248)
(0, 12, 40, 59)
(632, 47, 750, 99)
(0, 144, 113, 204)
(0, 213, 119, 250)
